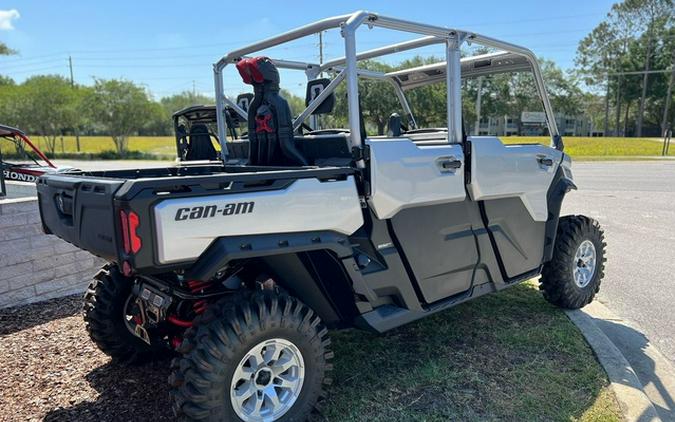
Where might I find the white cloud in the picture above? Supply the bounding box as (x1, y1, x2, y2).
(0, 9, 20, 31)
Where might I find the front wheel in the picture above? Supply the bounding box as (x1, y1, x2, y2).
(540, 215, 606, 309)
(169, 291, 333, 421)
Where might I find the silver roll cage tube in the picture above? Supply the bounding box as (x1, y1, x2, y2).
(213, 11, 562, 163)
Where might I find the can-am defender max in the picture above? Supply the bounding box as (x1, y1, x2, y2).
(37, 11, 606, 422)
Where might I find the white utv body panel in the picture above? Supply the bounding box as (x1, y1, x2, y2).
(367, 138, 466, 219)
(468, 137, 562, 222)
(153, 176, 364, 264)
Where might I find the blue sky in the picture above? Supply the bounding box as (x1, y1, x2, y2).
(0, 0, 615, 98)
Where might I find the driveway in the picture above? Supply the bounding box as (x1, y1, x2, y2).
(562, 161, 675, 363)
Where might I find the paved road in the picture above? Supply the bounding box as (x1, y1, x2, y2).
(53, 159, 173, 171)
(562, 161, 675, 364)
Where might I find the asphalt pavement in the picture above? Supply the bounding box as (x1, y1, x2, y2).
(562, 161, 675, 365)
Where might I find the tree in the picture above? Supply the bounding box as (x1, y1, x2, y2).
(615, 0, 673, 136)
(576, 0, 673, 136)
(329, 60, 402, 135)
(13, 75, 80, 153)
(160, 91, 213, 116)
(0, 41, 16, 56)
(85, 79, 156, 156)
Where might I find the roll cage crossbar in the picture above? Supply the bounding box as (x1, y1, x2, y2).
(213, 11, 562, 163)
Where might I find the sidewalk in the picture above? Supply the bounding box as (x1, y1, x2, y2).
(567, 301, 675, 422)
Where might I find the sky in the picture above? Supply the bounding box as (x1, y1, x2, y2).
(0, 0, 616, 99)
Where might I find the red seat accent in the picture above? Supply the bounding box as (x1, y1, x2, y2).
(255, 113, 274, 133)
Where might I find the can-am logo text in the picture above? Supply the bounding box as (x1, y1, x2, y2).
(174, 202, 255, 221)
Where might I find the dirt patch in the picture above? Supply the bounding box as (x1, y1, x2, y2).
(0, 295, 172, 422)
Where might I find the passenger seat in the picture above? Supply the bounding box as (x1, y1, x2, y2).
(185, 124, 218, 161)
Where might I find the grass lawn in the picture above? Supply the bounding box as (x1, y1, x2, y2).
(324, 282, 621, 421)
(500, 136, 673, 159)
(29, 135, 176, 157)
(24, 135, 674, 161)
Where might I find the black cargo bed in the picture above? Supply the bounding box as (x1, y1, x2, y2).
(37, 164, 355, 267)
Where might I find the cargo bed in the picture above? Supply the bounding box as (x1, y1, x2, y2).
(37, 164, 359, 274)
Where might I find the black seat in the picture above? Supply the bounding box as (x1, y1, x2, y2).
(236, 57, 307, 166)
(185, 123, 218, 161)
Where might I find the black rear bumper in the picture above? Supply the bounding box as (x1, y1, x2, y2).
(37, 174, 124, 261)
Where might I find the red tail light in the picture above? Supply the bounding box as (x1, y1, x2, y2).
(119, 210, 130, 253)
(119, 209, 142, 254)
(128, 211, 142, 253)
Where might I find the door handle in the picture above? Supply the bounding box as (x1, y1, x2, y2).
(537, 157, 554, 166)
(438, 158, 462, 171)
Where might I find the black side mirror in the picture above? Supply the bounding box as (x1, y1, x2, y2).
(305, 79, 335, 115)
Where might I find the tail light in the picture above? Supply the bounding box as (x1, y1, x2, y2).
(119, 209, 142, 254)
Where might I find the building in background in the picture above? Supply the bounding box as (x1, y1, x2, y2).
(475, 112, 594, 137)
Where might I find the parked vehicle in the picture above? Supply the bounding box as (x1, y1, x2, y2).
(0, 125, 70, 183)
(37, 11, 606, 422)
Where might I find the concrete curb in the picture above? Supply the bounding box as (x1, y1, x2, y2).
(566, 308, 662, 422)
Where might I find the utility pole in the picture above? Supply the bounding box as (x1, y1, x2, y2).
(603, 73, 610, 137)
(636, 32, 653, 137)
(661, 49, 674, 137)
(192, 80, 196, 97)
(69, 55, 80, 152)
(68, 56, 74, 87)
(474, 76, 483, 136)
(318, 31, 324, 66)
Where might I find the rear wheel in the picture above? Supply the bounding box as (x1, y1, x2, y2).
(540, 215, 606, 309)
(169, 291, 333, 421)
(83, 264, 167, 363)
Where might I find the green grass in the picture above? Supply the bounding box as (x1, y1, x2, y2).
(28, 135, 176, 157)
(500, 136, 673, 159)
(323, 282, 621, 422)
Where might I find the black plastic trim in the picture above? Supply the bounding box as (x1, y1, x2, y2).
(186, 231, 353, 281)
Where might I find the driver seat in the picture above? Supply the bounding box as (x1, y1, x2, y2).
(236, 57, 307, 166)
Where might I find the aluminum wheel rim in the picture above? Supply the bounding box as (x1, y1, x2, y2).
(230, 338, 305, 421)
(573, 239, 597, 288)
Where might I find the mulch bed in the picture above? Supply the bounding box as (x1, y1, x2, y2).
(0, 295, 173, 422)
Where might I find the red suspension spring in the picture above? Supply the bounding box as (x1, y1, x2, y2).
(166, 280, 214, 329)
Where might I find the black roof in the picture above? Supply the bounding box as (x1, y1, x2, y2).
(0, 124, 25, 137)
(172, 105, 217, 122)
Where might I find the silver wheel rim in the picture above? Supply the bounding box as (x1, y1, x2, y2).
(230, 338, 305, 421)
(573, 240, 597, 288)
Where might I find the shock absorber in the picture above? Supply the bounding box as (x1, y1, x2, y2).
(166, 279, 214, 328)
(187, 279, 213, 316)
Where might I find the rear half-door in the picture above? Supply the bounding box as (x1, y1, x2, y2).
(367, 138, 479, 303)
(468, 137, 562, 279)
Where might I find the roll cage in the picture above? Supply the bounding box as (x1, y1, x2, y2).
(213, 11, 562, 164)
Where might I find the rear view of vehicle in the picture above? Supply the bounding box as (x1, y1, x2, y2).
(36, 11, 606, 422)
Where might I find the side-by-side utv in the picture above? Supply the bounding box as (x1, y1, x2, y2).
(36, 11, 606, 421)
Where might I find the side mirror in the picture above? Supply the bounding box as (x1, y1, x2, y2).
(305, 79, 335, 115)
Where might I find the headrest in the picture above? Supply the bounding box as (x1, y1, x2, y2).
(190, 123, 209, 134)
(236, 57, 280, 85)
(305, 78, 335, 115)
(236, 93, 254, 111)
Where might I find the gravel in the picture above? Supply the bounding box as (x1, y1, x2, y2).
(0, 295, 173, 422)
